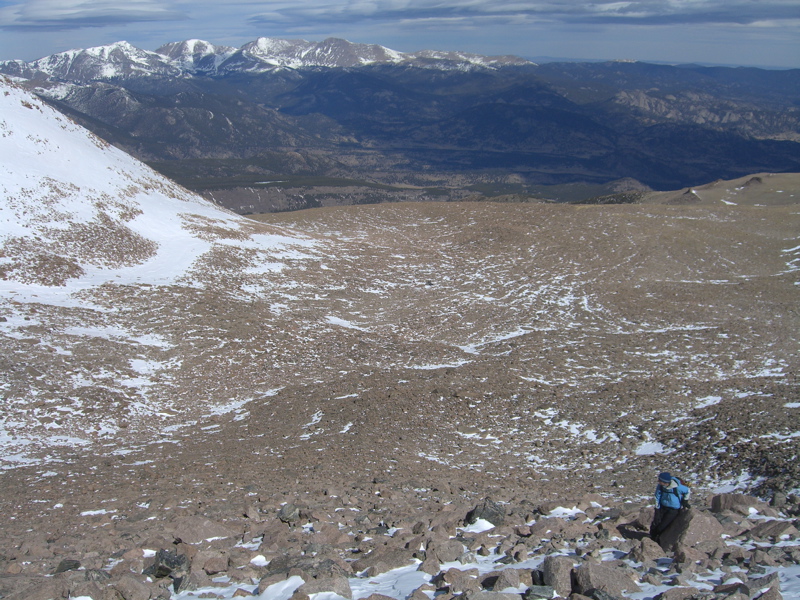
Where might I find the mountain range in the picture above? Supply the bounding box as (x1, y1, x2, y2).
(2, 37, 799, 213)
(1, 37, 530, 81)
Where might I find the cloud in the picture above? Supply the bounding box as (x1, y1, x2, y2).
(245, 0, 800, 29)
(0, 0, 186, 30)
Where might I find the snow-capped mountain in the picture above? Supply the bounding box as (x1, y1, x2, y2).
(0, 37, 532, 83)
(6, 40, 182, 82)
(154, 38, 238, 74)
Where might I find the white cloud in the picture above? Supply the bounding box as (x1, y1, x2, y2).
(244, 0, 800, 28)
(0, 0, 186, 29)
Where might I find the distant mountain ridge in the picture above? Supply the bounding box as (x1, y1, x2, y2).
(0, 37, 532, 82)
(1, 37, 798, 209)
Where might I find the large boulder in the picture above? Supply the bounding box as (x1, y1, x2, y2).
(628, 537, 666, 563)
(493, 568, 521, 591)
(427, 538, 467, 563)
(745, 519, 799, 540)
(573, 562, 640, 597)
(351, 547, 415, 576)
(466, 498, 506, 527)
(658, 508, 724, 552)
(144, 549, 191, 592)
(523, 585, 556, 600)
(654, 588, 700, 600)
(542, 555, 574, 597)
(710, 494, 772, 516)
(113, 574, 153, 600)
(298, 575, 353, 599)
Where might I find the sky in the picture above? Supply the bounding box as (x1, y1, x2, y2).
(0, 0, 798, 68)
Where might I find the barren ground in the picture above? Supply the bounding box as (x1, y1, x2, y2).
(1, 180, 798, 568)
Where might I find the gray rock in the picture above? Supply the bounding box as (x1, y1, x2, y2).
(493, 568, 521, 590)
(743, 572, 780, 597)
(541, 555, 574, 597)
(466, 592, 522, 600)
(573, 562, 639, 597)
(771, 492, 788, 509)
(298, 575, 353, 599)
(653, 588, 699, 600)
(144, 548, 190, 591)
(522, 585, 555, 599)
(279, 503, 301, 523)
(466, 498, 506, 527)
(54, 558, 81, 573)
(266, 553, 351, 579)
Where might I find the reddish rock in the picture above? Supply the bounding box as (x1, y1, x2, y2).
(746, 519, 799, 540)
(629, 537, 666, 563)
(0, 576, 69, 600)
(113, 574, 152, 600)
(427, 538, 466, 563)
(573, 561, 639, 597)
(203, 554, 230, 575)
(493, 567, 521, 591)
(417, 555, 441, 575)
(710, 493, 772, 516)
(654, 588, 701, 600)
(298, 575, 352, 599)
(542, 555, 574, 597)
(755, 588, 783, 600)
(658, 508, 724, 552)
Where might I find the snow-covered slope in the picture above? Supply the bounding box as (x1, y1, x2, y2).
(0, 74, 321, 468)
(0, 75, 312, 292)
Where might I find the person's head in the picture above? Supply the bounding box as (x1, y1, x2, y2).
(658, 472, 672, 486)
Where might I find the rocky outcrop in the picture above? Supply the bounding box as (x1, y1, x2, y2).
(657, 507, 725, 552)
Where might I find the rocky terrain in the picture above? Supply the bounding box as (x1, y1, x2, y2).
(0, 78, 798, 599)
(1, 487, 799, 600)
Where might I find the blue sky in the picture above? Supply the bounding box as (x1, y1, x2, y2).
(0, 0, 798, 68)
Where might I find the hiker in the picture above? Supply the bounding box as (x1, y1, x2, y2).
(649, 471, 689, 543)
